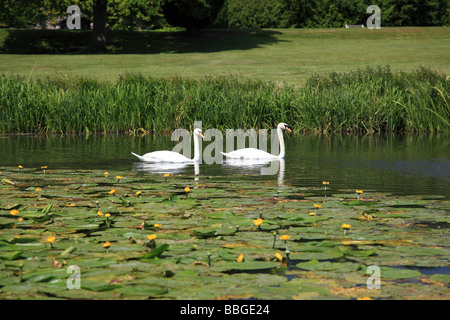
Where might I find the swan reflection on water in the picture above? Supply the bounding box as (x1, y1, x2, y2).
(222, 158, 285, 186)
(133, 161, 200, 176)
(132, 158, 285, 185)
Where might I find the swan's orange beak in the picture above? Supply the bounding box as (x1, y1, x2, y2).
(199, 132, 205, 138)
(285, 126, 292, 133)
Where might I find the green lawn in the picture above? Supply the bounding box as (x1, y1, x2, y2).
(0, 27, 448, 84)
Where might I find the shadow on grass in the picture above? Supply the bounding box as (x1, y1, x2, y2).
(0, 29, 286, 54)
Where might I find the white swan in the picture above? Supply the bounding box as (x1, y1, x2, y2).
(221, 123, 292, 160)
(131, 128, 204, 163)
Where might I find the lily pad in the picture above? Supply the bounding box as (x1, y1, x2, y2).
(114, 285, 169, 297)
(224, 261, 281, 272)
(296, 260, 361, 272)
(378, 266, 422, 279)
(0, 251, 23, 260)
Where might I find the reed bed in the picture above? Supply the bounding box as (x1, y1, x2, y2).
(0, 66, 448, 134)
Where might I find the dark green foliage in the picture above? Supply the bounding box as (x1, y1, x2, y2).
(214, 0, 290, 29)
(0, 0, 48, 28)
(1, 0, 447, 29)
(381, 0, 450, 26)
(214, 0, 450, 29)
(107, 0, 165, 31)
(161, 0, 225, 30)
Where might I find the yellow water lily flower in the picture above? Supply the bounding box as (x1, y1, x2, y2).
(147, 234, 157, 241)
(275, 252, 283, 262)
(309, 212, 316, 216)
(108, 189, 116, 195)
(135, 191, 142, 197)
(97, 211, 104, 217)
(253, 218, 263, 227)
(10, 209, 19, 216)
(237, 254, 244, 262)
(313, 204, 322, 209)
(154, 223, 162, 228)
(46, 236, 56, 248)
(104, 171, 109, 177)
(280, 235, 290, 241)
(164, 173, 170, 178)
(322, 181, 329, 185)
(103, 241, 111, 248)
(46, 236, 56, 243)
(342, 224, 351, 235)
(35, 187, 42, 191)
(105, 213, 111, 218)
(356, 190, 363, 199)
(18, 217, 24, 222)
(18, 165, 23, 169)
(184, 187, 190, 193)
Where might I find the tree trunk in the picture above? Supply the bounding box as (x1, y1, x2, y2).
(92, 0, 107, 50)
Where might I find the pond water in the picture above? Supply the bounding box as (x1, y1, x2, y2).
(0, 133, 448, 197)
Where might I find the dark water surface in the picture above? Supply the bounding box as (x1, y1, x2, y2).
(0, 133, 448, 197)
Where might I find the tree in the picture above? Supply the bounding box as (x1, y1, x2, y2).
(92, 0, 107, 49)
(162, 0, 225, 31)
(0, 0, 48, 28)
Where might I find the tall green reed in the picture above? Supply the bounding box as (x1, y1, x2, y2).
(0, 67, 448, 134)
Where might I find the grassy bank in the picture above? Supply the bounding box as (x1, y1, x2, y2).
(0, 27, 449, 84)
(0, 67, 448, 134)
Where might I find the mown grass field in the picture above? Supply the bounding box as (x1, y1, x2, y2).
(0, 27, 449, 84)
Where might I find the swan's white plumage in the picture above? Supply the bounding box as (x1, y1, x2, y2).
(132, 128, 204, 163)
(221, 123, 291, 160)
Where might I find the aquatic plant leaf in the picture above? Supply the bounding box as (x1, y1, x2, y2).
(289, 249, 343, 261)
(394, 246, 450, 257)
(429, 274, 450, 284)
(81, 280, 122, 291)
(378, 267, 422, 279)
(60, 246, 77, 256)
(225, 261, 280, 272)
(296, 260, 361, 272)
(0, 251, 23, 260)
(73, 258, 117, 268)
(140, 244, 169, 259)
(193, 227, 219, 238)
(206, 211, 234, 219)
(8, 238, 40, 245)
(114, 285, 168, 297)
(338, 247, 377, 257)
(1, 179, 15, 186)
(0, 203, 21, 210)
(343, 200, 366, 206)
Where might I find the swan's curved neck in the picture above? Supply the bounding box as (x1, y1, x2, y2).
(277, 127, 285, 159)
(192, 134, 201, 162)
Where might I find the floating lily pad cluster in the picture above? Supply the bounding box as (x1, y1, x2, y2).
(0, 167, 448, 300)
